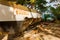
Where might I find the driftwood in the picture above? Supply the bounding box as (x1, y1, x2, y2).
(20, 18, 41, 32)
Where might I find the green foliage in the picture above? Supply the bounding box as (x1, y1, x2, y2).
(16, 0, 47, 12)
(51, 6, 60, 15)
(16, 0, 25, 5)
(35, 0, 47, 5)
(35, 0, 47, 12)
(51, 6, 60, 19)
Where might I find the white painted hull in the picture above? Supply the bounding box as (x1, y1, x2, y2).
(0, 4, 40, 21)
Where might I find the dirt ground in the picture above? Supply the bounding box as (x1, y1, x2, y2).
(0, 22, 60, 40)
(13, 22, 60, 40)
